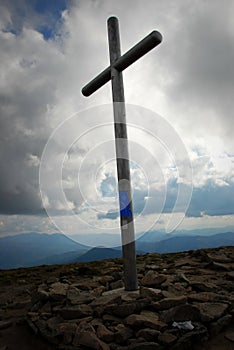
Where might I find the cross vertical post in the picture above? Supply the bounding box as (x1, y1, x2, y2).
(108, 17, 138, 290)
(81, 16, 162, 291)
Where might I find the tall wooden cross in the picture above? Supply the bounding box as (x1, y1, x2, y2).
(82, 17, 162, 291)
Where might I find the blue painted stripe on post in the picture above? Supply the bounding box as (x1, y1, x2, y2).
(119, 191, 132, 218)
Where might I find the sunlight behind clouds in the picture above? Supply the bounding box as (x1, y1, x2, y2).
(0, 0, 234, 236)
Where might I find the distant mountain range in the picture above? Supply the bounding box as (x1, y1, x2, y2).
(77, 247, 122, 262)
(68, 233, 122, 248)
(138, 232, 234, 254)
(68, 226, 234, 247)
(0, 233, 89, 269)
(77, 232, 234, 262)
(0, 230, 233, 269)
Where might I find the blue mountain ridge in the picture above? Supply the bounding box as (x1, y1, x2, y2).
(0, 231, 233, 268)
(0, 232, 90, 269)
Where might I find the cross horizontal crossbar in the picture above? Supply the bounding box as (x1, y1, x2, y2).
(82, 30, 162, 97)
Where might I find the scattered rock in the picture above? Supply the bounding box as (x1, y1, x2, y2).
(139, 287, 162, 300)
(114, 324, 133, 344)
(49, 282, 69, 301)
(1, 246, 234, 350)
(208, 253, 232, 263)
(73, 279, 99, 290)
(158, 332, 177, 346)
(97, 324, 115, 343)
(209, 314, 232, 335)
(145, 264, 161, 271)
(171, 323, 208, 349)
(0, 346, 8, 350)
(35, 318, 59, 344)
(195, 302, 229, 322)
(40, 301, 52, 313)
(94, 276, 114, 286)
(0, 320, 12, 330)
(207, 261, 231, 271)
(141, 272, 167, 287)
(91, 318, 103, 327)
(125, 314, 167, 331)
(191, 250, 211, 262)
(91, 294, 121, 308)
(226, 271, 234, 280)
(176, 257, 199, 267)
(26, 317, 39, 334)
(167, 283, 188, 297)
(128, 341, 162, 349)
(176, 272, 190, 283)
(136, 328, 160, 341)
(58, 323, 77, 344)
(102, 314, 122, 325)
(140, 310, 159, 320)
(110, 280, 124, 290)
(77, 321, 95, 333)
(225, 330, 234, 342)
(188, 292, 227, 303)
(160, 304, 201, 323)
(190, 281, 216, 292)
(8, 299, 31, 310)
(36, 290, 49, 302)
(47, 277, 59, 284)
(73, 329, 109, 349)
(55, 304, 93, 319)
(112, 303, 136, 317)
(66, 286, 81, 305)
(153, 296, 187, 310)
(47, 315, 63, 337)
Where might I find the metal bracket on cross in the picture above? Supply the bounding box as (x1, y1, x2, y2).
(82, 17, 162, 291)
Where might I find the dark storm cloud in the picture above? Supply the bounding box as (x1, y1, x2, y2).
(0, 0, 233, 224)
(0, 108, 49, 214)
(0, 2, 64, 214)
(0, 116, 46, 214)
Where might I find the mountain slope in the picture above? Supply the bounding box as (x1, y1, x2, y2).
(0, 233, 90, 269)
(77, 247, 122, 262)
(142, 232, 234, 254)
(1, 231, 233, 268)
(33, 250, 86, 266)
(68, 233, 122, 248)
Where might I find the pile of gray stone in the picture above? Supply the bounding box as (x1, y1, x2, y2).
(26, 247, 234, 349)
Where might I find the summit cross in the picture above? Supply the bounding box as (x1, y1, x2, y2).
(82, 17, 162, 291)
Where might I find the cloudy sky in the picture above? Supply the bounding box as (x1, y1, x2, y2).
(0, 0, 234, 239)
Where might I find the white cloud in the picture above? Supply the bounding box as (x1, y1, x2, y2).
(0, 0, 233, 236)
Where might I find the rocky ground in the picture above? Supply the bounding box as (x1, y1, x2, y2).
(0, 246, 234, 349)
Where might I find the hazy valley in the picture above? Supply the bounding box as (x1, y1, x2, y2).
(0, 229, 234, 269)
